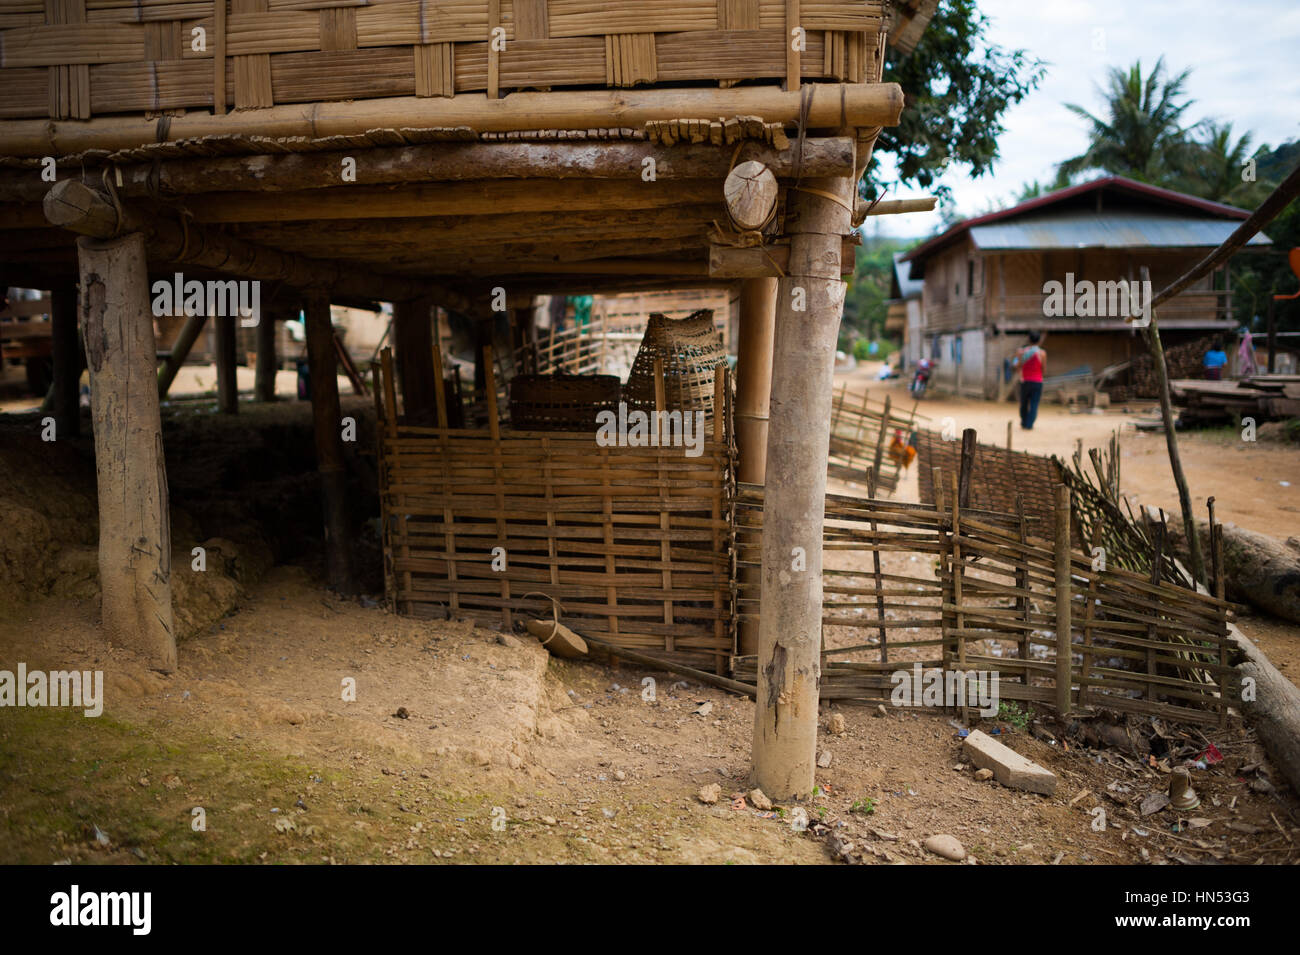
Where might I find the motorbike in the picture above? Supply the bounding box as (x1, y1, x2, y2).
(910, 358, 934, 398)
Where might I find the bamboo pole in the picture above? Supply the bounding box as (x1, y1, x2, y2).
(735, 278, 775, 658)
(0, 139, 857, 204)
(1139, 265, 1205, 587)
(0, 84, 905, 158)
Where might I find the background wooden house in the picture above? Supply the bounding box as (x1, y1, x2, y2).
(899, 176, 1271, 399)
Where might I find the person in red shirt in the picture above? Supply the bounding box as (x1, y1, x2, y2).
(1014, 330, 1046, 430)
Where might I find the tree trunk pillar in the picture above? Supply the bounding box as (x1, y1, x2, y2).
(304, 292, 357, 594)
(254, 304, 278, 402)
(393, 296, 435, 422)
(735, 276, 777, 656)
(751, 174, 853, 799)
(215, 313, 238, 413)
(77, 233, 177, 672)
(50, 281, 82, 438)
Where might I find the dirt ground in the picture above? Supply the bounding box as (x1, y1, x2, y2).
(1, 364, 1298, 865)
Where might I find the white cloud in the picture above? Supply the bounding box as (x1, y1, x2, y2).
(873, 0, 1300, 238)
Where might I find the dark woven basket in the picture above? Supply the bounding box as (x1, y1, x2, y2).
(508, 373, 621, 432)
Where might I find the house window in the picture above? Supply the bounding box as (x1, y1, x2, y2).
(967, 259, 975, 298)
(951, 336, 963, 364)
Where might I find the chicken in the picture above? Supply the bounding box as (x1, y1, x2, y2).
(887, 428, 917, 470)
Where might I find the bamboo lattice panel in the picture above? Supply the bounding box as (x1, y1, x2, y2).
(827, 383, 923, 494)
(378, 416, 736, 673)
(915, 429, 1062, 540)
(0, 0, 888, 119)
(734, 485, 1233, 725)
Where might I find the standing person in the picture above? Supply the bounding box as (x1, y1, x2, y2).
(1014, 331, 1046, 430)
(1238, 329, 1259, 377)
(1203, 336, 1228, 380)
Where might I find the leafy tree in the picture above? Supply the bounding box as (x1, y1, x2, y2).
(1057, 57, 1197, 184)
(841, 237, 914, 350)
(1228, 141, 1300, 333)
(871, 0, 1045, 204)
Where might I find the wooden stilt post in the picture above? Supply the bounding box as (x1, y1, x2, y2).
(752, 172, 853, 799)
(157, 309, 208, 399)
(1054, 483, 1073, 715)
(77, 233, 176, 671)
(304, 291, 357, 595)
(215, 313, 238, 413)
(394, 296, 435, 421)
(735, 277, 777, 656)
(50, 281, 81, 438)
(254, 304, 278, 401)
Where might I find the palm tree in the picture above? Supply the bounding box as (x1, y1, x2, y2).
(1057, 57, 1197, 185)
(1175, 121, 1264, 206)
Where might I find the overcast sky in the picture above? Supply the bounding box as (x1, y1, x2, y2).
(873, 0, 1300, 239)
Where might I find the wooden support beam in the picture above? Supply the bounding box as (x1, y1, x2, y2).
(49, 281, 81, 439)
(157, 310, 209, 399)
(0, 84, 905, 158)
(393, 296, 436, 423)
(180, 179, 723, 225)
(215, 314, 239, 414)
(43, 180, 473, 312)
(734, 276, 777, 657)
(724, 161, 778, 232)
(709, 239, 857, 278)
(752, 170, 854, 800)
(254, 307, 278, 402)
(77, 233, 177, 672)
(304, 291, 357, 595)
(0, 140, 858, 204)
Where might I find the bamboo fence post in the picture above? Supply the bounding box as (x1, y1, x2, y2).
(1079, 530, 1099, 709)
(870, 394, 891, 487)
(379, 347, 407, 612)
(712, 367, 728, 675)
(482, 344, 510, 630)
(958, 428, 976, 509)
(1054, 483, 1073, 716)
(1147, 518, 1166, 705)
(951, 473, 967, 723)
(1139, 265, 1205, 587)
(1015, 493, 1030, 680)
(867, 458, 888, 664)
(1208, 496, 1229, 729)
(654, 356, 674, 655)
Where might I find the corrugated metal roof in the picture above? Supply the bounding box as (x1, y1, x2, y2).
(970, 212, 1272, 251)
(892, 251, 924, 299)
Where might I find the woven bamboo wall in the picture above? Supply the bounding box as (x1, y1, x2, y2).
(0, 0, 888, 120)
(376, 360, 736, 673)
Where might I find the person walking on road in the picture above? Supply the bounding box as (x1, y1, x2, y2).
(1013, 331, 1046, 430)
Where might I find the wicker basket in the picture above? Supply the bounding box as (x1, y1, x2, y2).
(623, 310, 726, 420)
(508, 373, 621, 432)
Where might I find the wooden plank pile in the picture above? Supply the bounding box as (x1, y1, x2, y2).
(1170, 375, 1300, 424)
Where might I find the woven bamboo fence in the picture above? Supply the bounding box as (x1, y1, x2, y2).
(733, 482, 1233, 725)
(0, 0, 888, 121)
(916, 428, 1061, 539)
(375, 348, 735, 674)
(826, 383, 923, 494)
